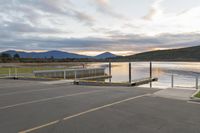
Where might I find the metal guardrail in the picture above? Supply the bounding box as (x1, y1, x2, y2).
(33, 68, 106, 79)
(171, 74, 199, 89)
(0, 67, 35, 78)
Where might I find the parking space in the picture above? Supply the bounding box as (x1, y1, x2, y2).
(35, 96, 200, 133)
(0, 79, 199, 133)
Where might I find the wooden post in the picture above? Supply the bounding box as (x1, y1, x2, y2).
(129, 62, 132, 83)
(196, 76, 198, 90)
(109, 62, 112, 83)
(171, 74, 174, 88)
(109, 62, 111, 76)
(150, 61, 152, 88)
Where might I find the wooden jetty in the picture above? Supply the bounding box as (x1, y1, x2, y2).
(78, 75, 112, 80)
(131, 77, 158, 86)
(74, 77, 158, 87)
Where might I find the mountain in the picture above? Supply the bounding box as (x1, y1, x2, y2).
(3, 50, 90, 59)
(124, 45, 200, 61)
(94, 52, 117, 59)
(3, 45, 200, 61)
(1, 50, 117, 59)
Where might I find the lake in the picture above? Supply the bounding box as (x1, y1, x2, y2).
(88, 62, 200, 89)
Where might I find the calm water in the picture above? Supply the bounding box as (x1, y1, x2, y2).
(88, 62, 200, 89)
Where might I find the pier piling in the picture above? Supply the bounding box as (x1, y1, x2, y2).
(109, 62, 111, 76)
(196, 76, 198, 90)
(109, 62, 112, 82)
(129, 62, 132, 83)
(171, 74, 174, 88)
(150, 62, 152, 88)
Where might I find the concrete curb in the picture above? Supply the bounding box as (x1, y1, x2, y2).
(0, 77, 58, 81)
(190, 89, 200, 102)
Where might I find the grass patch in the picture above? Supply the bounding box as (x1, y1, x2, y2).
(0, 62, 84, 75)
(0, 67, 66, 75)
(195, 91, 200, 98)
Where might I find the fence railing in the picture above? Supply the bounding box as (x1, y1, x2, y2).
(171, 74, 199, 90)
(0, 67, 107, 80)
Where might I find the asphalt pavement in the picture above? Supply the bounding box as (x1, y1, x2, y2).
(0, 79, 199, 133)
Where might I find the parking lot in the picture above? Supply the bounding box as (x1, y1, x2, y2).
(0, 79, 200, 133)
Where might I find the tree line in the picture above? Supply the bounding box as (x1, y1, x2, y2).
(0, 53, 113, 63)
(0, 53, 20, 63)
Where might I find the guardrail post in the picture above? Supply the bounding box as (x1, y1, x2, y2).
(64, 70, 66, 79)
(9, 68, 11, 77)
(196, 76, 198, 90)
(15, 67, 17, 78)
(74, 71, 77, 80)
(171, 74, 174, 88)
(129, 62, 132, 83)
(150, 61, 152, 88)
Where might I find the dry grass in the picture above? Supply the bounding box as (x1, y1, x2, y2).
(0, 62, 86, 75)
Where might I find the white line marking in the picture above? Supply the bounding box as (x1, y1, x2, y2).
(19, 93, 150, 133)
(0, 87, 67, 97)
(63, 94, 150, 120)
(187, 101, 200, 105)
(41, 80, 73, 85)
(0, 90, 103, 110)
(19, 120, 60, 133)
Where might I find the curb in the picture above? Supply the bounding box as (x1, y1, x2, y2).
(0, 77, 58, 81)
(190, 89, 200, 102)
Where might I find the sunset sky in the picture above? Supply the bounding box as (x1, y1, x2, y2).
(1, 0, 200, 56)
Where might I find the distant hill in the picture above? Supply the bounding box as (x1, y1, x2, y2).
(124, 45, 200, 61)
(94, 52, 117, 59)
(3, 50, 90, 59)
(1, 50, 117, 59)
(3, 46, 200, 61)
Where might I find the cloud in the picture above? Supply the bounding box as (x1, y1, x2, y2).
(1, 0, 200, 55)
(1, 31, 200, 54)
(143, 0, 164, 20)
(35, 0, 96, 26)
(70, 9, 95, 26)
(94, 0, 126, 19)
(96, 0, 108, 5)
(0, 0, 95, 28)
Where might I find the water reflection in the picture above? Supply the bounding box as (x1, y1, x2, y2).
(88, 62, 200, 89)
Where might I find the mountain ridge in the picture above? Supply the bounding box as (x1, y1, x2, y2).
(1, 50, 117, 59)
(94, 52, 117, 59)
(123, 45, 200, 61)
